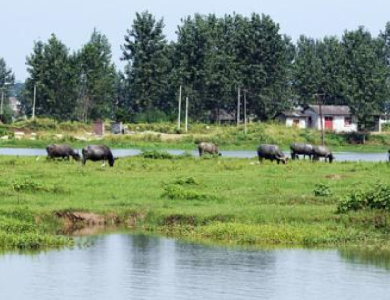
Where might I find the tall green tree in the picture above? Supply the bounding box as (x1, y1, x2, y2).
(342, 27, 390, 133)
(316, 36, 346, 104)
(122, 11, 170, 119)
(173, 14, 238, 121)
(25, 35, 78, 120)
(234, 13, 293, 120)
(76, 29, 116, 122)
(0, 58, 15, 123)
(291, 36, 323, 105)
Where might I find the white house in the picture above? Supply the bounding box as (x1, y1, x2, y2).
(275, 108, 308, 129)
(375, 114, 390, 132)
(303, 105, 358, 133)
(276, 105, 358, 133)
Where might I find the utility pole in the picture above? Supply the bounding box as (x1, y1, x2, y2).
(316, 93, 325, 146)
(237, 87, 241, 126)
(32, 84, 37, 120)
(177, 85, 182, 130)
(185, 96, 189, 133)
(244, 89, 247, 134)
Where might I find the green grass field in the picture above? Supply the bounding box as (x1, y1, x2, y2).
(0, 154, 390, 250)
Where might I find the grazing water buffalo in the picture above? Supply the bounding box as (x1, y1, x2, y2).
(257, 144, 288, 164)
(312, 145, 334, 163)
(198, 142, 221, 157)
(82, 145, 115, 167)
(46, 144, 80, 161)
(290, 143, 314, 160)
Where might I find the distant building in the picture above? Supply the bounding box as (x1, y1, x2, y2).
(276, 105, 358, 133)
(304, 105, 357, 133)
(275, 108, 308, 129)
(374, 113, 390, 132)
(213, 109, 236, 124)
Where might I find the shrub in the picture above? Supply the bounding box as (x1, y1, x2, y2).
(161, 185, 215, 201)
(141, 150, 174, 159)
(337, 184, 390, 213)
(313, 183, 333, 197)
(12, 178, 44, 192)
(173, 176, 199, 186)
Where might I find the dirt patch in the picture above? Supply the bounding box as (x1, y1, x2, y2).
(126, 212, 146, 227)
(325, 174, 343, 180)
(55, 211, 147, 235)
(55, 211, 118, 226)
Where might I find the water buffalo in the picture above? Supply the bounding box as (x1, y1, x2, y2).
(257, 144, 288, 164)
(82, 145, 115, 167)
(198, 142, 221, 157)
(312, 145, 334, 163)
(290, 143, 314, 160)
(46, 144, 80, 161)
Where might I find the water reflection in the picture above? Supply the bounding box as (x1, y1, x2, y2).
(0, 233, 390, 300)
(339, 248, 390, 271)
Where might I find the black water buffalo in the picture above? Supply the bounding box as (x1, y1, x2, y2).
(257, 144, 288, 164)
(82, 145, 115, 167)
(46, 144, 80, 161)
(312, 145, 334, 163)
(198, 142, 221, 157)
(290, 143, 314, 160)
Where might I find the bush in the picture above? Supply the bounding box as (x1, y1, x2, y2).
(161, 185, 215, 201)
(337, 184, 390, 213)
(313, 183, 333, 197)
(382, 123, 390, 132)
(141, 150, 174, 159)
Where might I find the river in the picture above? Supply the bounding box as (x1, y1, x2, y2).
(0, 233, 389, 300)
(0, 147, 388, 162)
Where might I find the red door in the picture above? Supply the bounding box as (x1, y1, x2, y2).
(325, 117, 333, 130)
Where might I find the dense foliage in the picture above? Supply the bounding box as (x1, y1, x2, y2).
(337, 184, 390, 213)
(0, 58, 15, 123)
(6, 13, 390, 123)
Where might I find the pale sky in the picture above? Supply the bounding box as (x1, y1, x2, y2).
(1, 0, 390, 80)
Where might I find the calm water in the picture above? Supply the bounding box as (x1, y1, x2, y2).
(0, 147, 388, 162)
(0, 234, 390, 300)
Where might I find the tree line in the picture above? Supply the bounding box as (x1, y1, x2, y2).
(1, 11, 390, 128)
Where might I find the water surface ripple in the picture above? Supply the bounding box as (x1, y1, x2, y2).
(0, 234, 390, 300)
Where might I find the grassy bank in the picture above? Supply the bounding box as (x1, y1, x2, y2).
(1, 118, 390, 152)
(0, 154, 390, 250)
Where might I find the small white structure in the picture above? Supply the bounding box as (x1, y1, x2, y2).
(276, 105, 358, 133)
(304, 105, 357, 133)
(275, 109, 307, 129)
(375, 114, 390, 132)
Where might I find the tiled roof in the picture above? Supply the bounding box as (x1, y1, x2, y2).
(306, 105, 351, 115)
(279, 110, 307, 118)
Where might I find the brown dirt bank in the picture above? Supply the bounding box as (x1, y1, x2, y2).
(54, 211, 147, 235)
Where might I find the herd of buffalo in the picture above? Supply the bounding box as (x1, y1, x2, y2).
(46, 144, 115, 166)
(197, 142, 334, 164)
(45, 141, 335, 167)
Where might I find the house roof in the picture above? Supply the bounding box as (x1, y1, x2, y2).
(214, 109, 235, 121)
(278, 110, 307, 118)
(305, 105, 351, 116)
